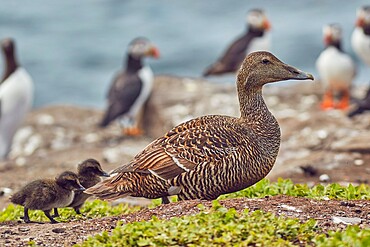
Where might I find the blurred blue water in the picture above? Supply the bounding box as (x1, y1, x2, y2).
(1, 0, 369, 108)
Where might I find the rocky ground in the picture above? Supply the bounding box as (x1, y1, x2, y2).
(0, 75, 369, 246)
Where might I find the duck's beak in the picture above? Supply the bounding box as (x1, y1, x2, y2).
(284, 64, 314, 81)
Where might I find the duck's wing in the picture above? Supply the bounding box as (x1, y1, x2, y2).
(203, 34, 251, 76)
(112, 116, 242, 181)
(100, 72, 142, 127)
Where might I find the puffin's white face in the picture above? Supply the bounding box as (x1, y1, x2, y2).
(356, 6, 370, 26)
(128, 39, 151, 57)
(246, 10, 270, 30)
(127, 38, 160, 59)
(323, 24, 342, 44)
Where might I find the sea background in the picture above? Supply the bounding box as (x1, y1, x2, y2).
(1, 0, 369, 108)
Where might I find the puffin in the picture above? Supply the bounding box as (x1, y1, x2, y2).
(10, 171, 85, 223)
(99, 37, 160, 136)
(351, 6, 370, 66)
(349, 6, 370, 117)
(85, 51, 313, 203)
(203, 9, 271, 76)
(0, 38, 34, 159)
(316, 24, 356, 110)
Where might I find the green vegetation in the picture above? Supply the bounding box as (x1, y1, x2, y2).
(1, 179, 369, 246)
(0, 200, 140, 223)
(79, 201, 370, 247)
(80, 203, 317, 246)
(219, 178, 370, 200)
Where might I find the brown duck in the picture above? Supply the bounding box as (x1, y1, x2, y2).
(85, 51, 313, 202)
(11, 171, 85, 223)
(67, 159, 109, 214)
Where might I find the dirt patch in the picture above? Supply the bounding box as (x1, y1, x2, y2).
(0, 195, 369, 246)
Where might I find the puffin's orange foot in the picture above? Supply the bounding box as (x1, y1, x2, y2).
(335, 100, 349, 110)
(335, 92, 350, 110)
(123, 127, 144, 136)
(320, 99, 334, 110)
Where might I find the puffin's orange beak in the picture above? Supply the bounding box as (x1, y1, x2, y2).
(263, 19, 271, 30)
(148, 46, 160, 58)
(356, 17, 365, 27)
(324, 34, 332, 45)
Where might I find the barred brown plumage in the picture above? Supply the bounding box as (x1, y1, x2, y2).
(85, 51, 314, 203)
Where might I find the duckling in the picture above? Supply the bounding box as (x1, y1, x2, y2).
(10, 171, 85, 223)
(67, 159, 109, 214)
(316, 24, 356, 110)
(99, 37, 160, 136)
(203, 9, 271, 76)
(85, 51, 313, 202)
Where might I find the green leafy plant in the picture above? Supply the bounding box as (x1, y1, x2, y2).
(78, 202, 319, 246)
(314, 226, 370, 247)
(219, 178, 370, 200)
(0, 200, 140, 223)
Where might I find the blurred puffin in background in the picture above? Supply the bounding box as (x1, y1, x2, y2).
(316, 24, 356, 110)
(0, 38, 33, 159)
(203, 9, 271, 76)
(349, 6, 370, 117)
(100, 37, 160, 136)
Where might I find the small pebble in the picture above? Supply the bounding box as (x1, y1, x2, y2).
(340, 201, 355, 207)
(319, 174, 330, 182)
(18, 227, 30, 232)
(52, 228, 66, 234)
(0, 187, 12, 196)
(354, 159, 364, 166)
(15, 157, 27, 167)
(332, 216, 362, 225)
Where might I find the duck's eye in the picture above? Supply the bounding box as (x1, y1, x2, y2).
(262, 58, 270, 64)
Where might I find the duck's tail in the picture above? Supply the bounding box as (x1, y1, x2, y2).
(84, 171, 169, 201)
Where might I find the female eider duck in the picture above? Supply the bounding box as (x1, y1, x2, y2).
(349, 6, 370, 117)
(85, 51, 313, 203)
(316, 24, 356, 110)
(0, 38, 33, 159)
(99, 37, 159, 136)
(203, 9, 271, 76)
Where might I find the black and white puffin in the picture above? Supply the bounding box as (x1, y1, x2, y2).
(351, 6, 370, 66)
(100, 38, 159, 135)
(349, 6, 370, 117)
(203, 9, 271, 76)
(0, 38, 33, 159)
(316, 24, 356, 110)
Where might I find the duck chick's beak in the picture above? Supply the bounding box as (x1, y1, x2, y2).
(76, 185, 86, 191)
(100, 171, 110, 177)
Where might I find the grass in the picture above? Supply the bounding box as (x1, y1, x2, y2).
(1, 179, 369, 246)
(219, 178, 370, 200)
(79, 201, 370, 247)
(0, 199, 140, 223)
